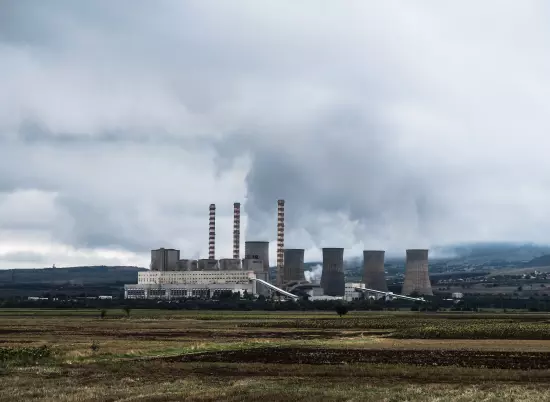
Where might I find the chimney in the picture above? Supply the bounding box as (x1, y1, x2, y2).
(208, 204, 216, 260)
(276, 199, 285, 287)
(233, 202, 241, 259)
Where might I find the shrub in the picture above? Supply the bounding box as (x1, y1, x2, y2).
(335, 304, 349, 317)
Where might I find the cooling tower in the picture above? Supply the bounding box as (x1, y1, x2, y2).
(245, 241, 269, 273)
(321, 248, 345, 296)
(402, 249, 433, 296)
(363, 250, 388, 291)
(283, 249, 305, 283)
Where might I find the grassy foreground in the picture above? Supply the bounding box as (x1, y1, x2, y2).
(2, 309, 550, 401)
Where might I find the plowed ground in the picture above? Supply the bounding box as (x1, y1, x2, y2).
(171, 347, 550, 370)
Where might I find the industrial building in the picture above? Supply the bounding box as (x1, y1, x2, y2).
(176, 259, 198, 271)
(402, 249, 433, 296)
(219, 258, 241, 271)
(345, 283, 367, 301)
(125, 199, 432, 301)
(244, 241, 269, 273)
(198, 258, 219, 271)
(125, 270, 257, 299)
(150, 248, 180, 271)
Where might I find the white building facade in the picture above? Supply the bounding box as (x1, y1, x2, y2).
(124, 270, 257, 299)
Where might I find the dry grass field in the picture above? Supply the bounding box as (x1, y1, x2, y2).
(2, 309, 550, 401)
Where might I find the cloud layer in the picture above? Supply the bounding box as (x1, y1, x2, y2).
(1, 0, 550, 267)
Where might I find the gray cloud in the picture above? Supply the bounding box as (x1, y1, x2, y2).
(1, 0, 550, 267)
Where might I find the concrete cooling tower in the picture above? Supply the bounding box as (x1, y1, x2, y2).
(283, 249, 305, 282)
(244, 241, 269, 273)
(321, 248, 345, 296)
(363, 250, 388, 291)
(402, 249, 433, 296)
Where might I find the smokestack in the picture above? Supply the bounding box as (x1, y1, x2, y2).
(321, 248, 345, 296)
(276, 199, 285, 287)
(233, 202, 241, 259)
(363, 250, 388, 291)
(208, 204, 216, 260)
(402, 249, 433, 296)
(284, 249, 305, 282)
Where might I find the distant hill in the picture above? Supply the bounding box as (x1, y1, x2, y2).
(0, 266, 146, 285)
(433, 242, 550, 263)
(523, 255, 550, 268)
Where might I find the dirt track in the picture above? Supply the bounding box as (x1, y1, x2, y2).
(170, 347, 550, 370)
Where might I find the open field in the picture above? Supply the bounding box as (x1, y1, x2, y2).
(3, 310, 550, 400)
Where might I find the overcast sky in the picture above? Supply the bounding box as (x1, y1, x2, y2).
(1, 0, 549, 268)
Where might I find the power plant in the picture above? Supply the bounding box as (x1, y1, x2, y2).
(402, 249, 433, 296)
(363, 250, 388, 291)
(124, 200, 432, 301)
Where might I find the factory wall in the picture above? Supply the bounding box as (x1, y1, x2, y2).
(176, 259, 198, 271)
(125, 283, 255, 299)
(219, 258, 242, 271)
(198, 258, 219, 271)
(127, 270, 258, 299)
(321, 248, 345, 296)
(138, 270, 254, 285)
(345, 282, 366, 301)
(363, 250, 388, 291)
(244, 241, 269, 273)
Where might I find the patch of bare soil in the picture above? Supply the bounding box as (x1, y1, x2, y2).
(167, 347, 550, 370)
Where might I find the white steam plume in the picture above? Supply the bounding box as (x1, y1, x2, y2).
(304, 264, 322, 283)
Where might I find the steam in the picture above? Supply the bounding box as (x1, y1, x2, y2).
(304, 264, 322, 283)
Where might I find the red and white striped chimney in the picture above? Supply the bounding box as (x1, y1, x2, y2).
(233, 202, 241, 259)
(276, 199, 285, 287)
(209, 204, 216, 260)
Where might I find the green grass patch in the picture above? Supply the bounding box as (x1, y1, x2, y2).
(0, 346, 52, 365)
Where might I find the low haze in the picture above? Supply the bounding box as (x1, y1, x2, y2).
(1, 0, 550, 268)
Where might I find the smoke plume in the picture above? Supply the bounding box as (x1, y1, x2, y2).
(304, 264, 322, 284)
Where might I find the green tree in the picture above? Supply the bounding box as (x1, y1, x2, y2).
(335, 304, 349, 317)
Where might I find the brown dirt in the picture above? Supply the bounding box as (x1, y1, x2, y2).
(167, 347, 550, 370)
(0, 328, 378, 340)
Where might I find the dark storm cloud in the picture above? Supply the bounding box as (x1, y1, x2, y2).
(1, 0, 550, 267)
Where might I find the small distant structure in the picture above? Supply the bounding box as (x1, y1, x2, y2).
(52, 264, 56, 269)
